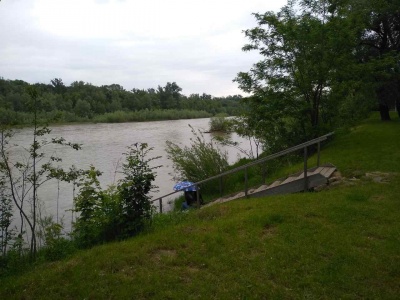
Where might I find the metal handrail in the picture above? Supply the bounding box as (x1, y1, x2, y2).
(152, 132, 334, 213)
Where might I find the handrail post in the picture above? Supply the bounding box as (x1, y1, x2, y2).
(317, 141, 321, 167)
(244, 167, 248, 197)
(196, 184, 200, 207)
(159, 198, 163, 213)
(262, 163, 267, 184)
(219, 176, 223, 197)
(304, 146, 308, 191)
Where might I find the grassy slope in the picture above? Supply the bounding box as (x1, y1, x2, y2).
(1, 113, 400, 299)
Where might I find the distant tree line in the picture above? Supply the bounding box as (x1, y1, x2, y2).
(0, 78, 243, 125)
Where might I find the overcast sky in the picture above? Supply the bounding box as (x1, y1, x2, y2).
(1, 0, 286, 96)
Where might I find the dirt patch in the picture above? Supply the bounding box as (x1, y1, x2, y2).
(152, 249, 177, 262)
(366, 233, 386, 241)
(365, 171, 393, 183)
(304, 212, 322, 219)
(186, 266, 200, 273)
(371, 195, 386, 202)
(314, 171, 397, 192)
(261, 225, 277, 239)
(66, 258, 81, 267)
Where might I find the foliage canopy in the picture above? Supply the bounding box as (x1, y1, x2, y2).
(235, 0, 399, 152)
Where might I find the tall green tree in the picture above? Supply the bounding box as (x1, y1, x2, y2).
(352, 0, 400, 120)
(235, 0, 357, 152)
(74, 99, 92, 118)
(158, 82, 182, 109)
(50, 78, 66, 95)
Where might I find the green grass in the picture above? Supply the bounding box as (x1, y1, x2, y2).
(320, 114, 400, 176)
(1, 112, 400, 299)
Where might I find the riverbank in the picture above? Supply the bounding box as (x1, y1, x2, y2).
(1, 113, 399, 298)
(2, 108, 214, 128)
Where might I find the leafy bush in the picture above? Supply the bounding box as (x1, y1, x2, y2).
(117, 143, 161, 237)
(208, 113, 231, 132)
(166, 125, 229, 191)
(72, 166, 111, 247)
(39, 219, 76, 261)
(72, 144, 160, 247)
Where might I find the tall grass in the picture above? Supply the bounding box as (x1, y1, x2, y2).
(208, 113, 231, 132)
(165, 126, 229, 195)
(2, 109, 212, 126)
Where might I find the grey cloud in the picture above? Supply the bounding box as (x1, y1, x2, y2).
(0, 0, 265, 96)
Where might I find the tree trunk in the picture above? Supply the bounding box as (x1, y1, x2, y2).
(379, 103, 391, 121)
(377, 85, 391, 121)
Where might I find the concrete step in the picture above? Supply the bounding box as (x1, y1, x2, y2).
(311, 167, 324, 175)
(296, 166, 336, 179)
(297, 172, 306, 179)
(267, 180, 282, 189)
(280, 176, 298, 185)
(254, 184, 268, 193)
(321, 167, 336, 178)
(204, 164, 337, 208)
(233, 191, 245, 199)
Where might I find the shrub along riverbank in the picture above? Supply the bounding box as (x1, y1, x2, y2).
(1, 108, 213, 126)
(1, 113, 399, 298)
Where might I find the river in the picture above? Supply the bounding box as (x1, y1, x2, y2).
(7, 118, 253, 230)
